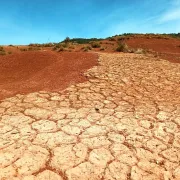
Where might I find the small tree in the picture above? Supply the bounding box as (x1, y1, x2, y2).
(64, 37, 70, 43)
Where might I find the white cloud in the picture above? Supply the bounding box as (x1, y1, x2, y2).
(158, 0, 180, 23)
(159, 7, 180, 22)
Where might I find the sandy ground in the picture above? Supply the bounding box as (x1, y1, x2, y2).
(0, 52, 180, 179)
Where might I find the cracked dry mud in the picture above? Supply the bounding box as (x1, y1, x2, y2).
(0, 53, 180, 180)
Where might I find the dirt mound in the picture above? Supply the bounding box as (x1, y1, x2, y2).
(126, 37, 180, 63)
(87, 37, 180, 63)
(0, 51, 98, 100)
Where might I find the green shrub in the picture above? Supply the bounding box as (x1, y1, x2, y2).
(91, 42, 101, 48)
(116, 42, 129, 52)
(61, 38, 103, 44)
(64, 37, 70, 43)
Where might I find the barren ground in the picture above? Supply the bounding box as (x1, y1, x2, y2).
(0, 51, 97, 100)
(0, 51, 180, 179)
(126, 37, 180, 63)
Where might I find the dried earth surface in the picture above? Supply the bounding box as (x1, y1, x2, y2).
(0, 52, 180, 180)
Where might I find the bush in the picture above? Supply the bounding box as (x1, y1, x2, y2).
(82, 46, 92, 52)
(43, 43, 54, 47)
(53, 46, 59, 51)
(64, 37, 70, 43)
(134, 48, 146, 54)
(91, 42, 101, 48)
(52, 44, 62, 50)
(83, 47, 89, 52)
(53, 43, 69, 51)
(0, 46, 6, 55)
(69, 45, 75, 49)
(108, 37, 116, 41)
(117, 36, 126, 41)
(61, 43, 68, 48)
(20, 48, 28, 51)
(61, 38, 103, 44)
(8, 51, 12, 54)
(58, 47, 64, 52)
(0, 51, 6, 55)
(29, 43, 41, 47)
(28, 47, 41, 51)
(116, 42, 129, 52)
(100, 47, 105, 51)
(0, 46, 4, 51)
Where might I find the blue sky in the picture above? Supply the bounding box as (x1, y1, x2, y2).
(0, 0, 180, 45)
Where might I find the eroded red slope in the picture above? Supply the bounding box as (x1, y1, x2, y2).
(0, 51, 98, 100)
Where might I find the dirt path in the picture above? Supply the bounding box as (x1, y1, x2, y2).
(0, 53, 180, 180)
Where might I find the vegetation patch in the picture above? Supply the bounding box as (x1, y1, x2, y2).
(133, 48, 146, 54)
(28, 47, 41, 51)
(20, 48, 28, 51)
(100, 47, 105, 51)
(58, 47, 64, 52)
(116, 33, 180, 39)
(115, 42, 129, 52)
(81, 46, 92, 52)
(29, 43, 54, 47)
(91, 42, 101, 48)
(108, 37, 116, 41)
(61, 38, 103, 44)
(0, 46, 6, 55)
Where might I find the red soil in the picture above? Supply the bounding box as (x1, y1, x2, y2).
(0, 51, 98, 100)
(126, 37, 180, 63)
(1, 36, 180, 100)
(93, 37, 180, 63)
